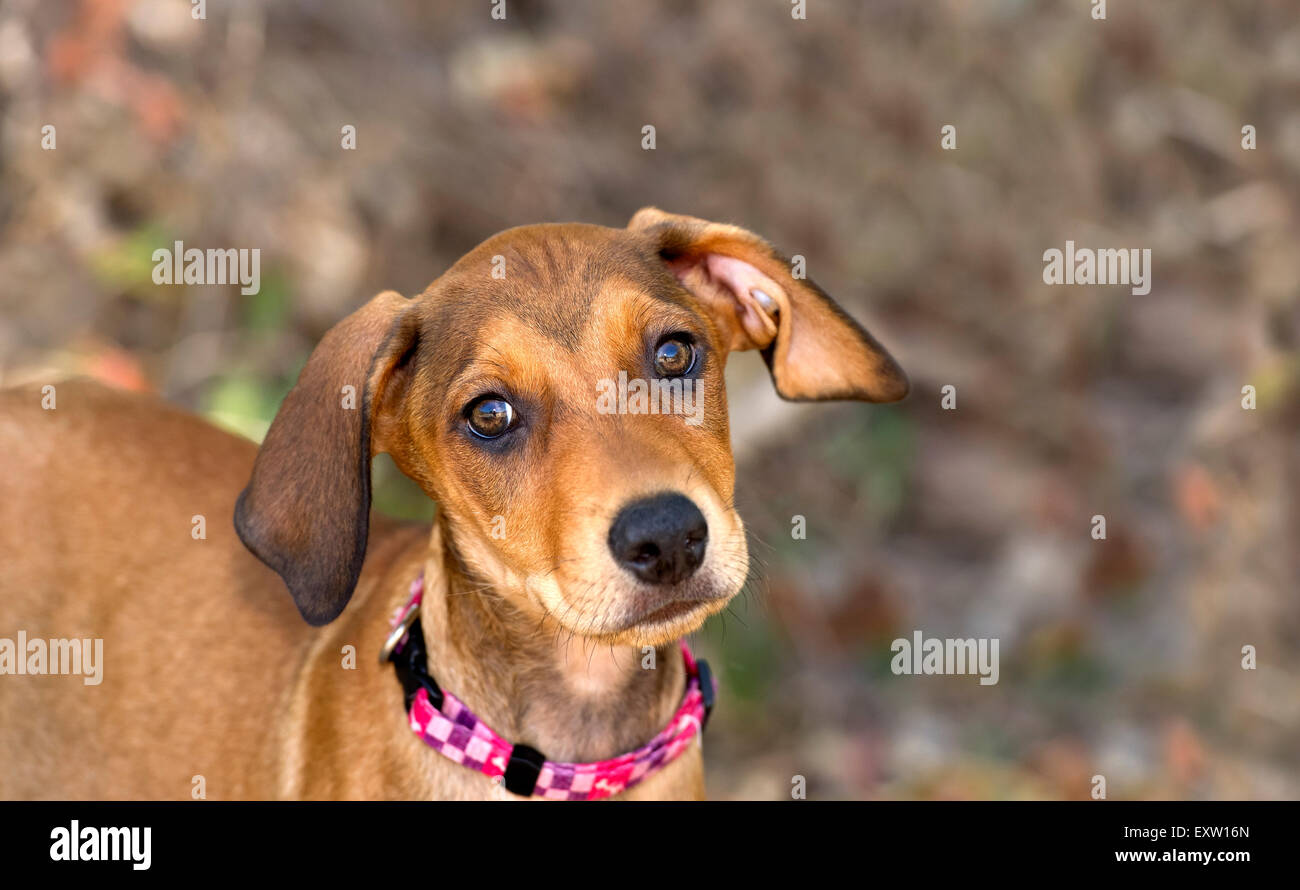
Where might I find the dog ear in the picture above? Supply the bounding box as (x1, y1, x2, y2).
(629, 207, 908, 402)
(234, 290, 418, 626)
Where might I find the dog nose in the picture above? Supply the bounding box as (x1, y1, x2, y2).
(608, 493, 708, 585)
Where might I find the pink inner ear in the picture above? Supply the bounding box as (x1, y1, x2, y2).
(670, 253, 780, 350)
(702, 254, 782, 347)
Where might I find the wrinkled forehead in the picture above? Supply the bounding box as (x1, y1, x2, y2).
(417, 224, 702, 395)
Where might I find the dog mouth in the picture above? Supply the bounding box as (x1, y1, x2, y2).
(614, 586, 734, 636)
(630, 599, 703, 627)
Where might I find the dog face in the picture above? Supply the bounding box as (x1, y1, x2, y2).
(378, 224, 751, 646)
(235, 209, 907, 646)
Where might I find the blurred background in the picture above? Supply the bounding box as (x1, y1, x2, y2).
(1, 0, 1297, 799)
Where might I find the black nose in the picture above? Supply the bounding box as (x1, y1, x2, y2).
(608, 493, 708, 585)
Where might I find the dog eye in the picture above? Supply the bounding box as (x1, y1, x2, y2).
(466, 397, 514, 439)
(654, 336, 695, 377)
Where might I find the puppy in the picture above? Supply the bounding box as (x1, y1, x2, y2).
(0, 208, 906, 799)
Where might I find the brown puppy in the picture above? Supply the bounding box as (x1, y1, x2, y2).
(0, 208, 906, 800)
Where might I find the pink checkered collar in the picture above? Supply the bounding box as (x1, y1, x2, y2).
(383, 572, 716, 800)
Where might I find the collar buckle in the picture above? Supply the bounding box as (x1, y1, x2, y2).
(697, 658, 716, 728)
(503, 743, 547, 797)
(379, 600, 421, 665)
(388, 617, 444, 711)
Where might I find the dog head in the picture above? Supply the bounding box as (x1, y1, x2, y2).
(234, 208, 907, 646)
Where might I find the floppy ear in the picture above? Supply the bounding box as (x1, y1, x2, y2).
(234, 290, 418, 626)
(629, 207, 908, 402)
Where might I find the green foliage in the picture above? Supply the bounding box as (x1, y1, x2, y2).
(702, 610, 781, 712)
(202, 371, 297, 443)
(822, 406, 915, 525)
(90, 224, 171, 299)
(242, 271, 292, 333)
(372, 454, 436, 521)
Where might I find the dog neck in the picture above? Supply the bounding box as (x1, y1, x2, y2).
(411, 520, 687, 764)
